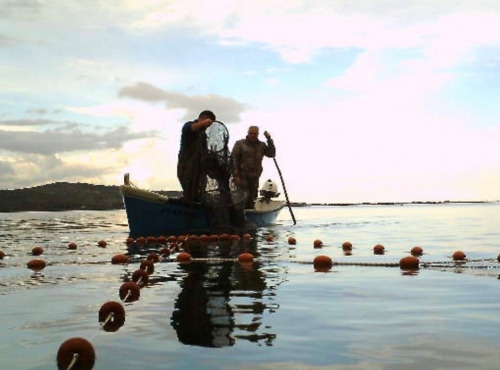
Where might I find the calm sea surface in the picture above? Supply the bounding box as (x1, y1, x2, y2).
(1, 204, 500, 369)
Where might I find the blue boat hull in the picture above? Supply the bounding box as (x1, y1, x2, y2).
(120, 185, 284, 237)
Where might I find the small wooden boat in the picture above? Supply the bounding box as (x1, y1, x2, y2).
(120, 176, 285, 237)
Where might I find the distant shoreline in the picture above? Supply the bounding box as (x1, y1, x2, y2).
(0, 182, 496, 212)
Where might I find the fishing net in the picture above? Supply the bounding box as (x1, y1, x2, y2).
(200, 121, 245, 231)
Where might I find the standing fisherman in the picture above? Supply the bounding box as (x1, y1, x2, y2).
(231, 126, 276, 209)
(177, 110, 216, 204)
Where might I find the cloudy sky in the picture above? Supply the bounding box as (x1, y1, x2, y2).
(2, 0, 500, 203)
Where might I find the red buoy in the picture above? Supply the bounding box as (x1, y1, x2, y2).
(97, 240, 107, 248)
(140, 259, 155, 275)
(266, 235, 274, 242)
(411, 246, 423, 256)
(157, 235, 167, 244)
(111, 254, 129, 265)
(288, 237, 296, 245)
(136, 236, 146, 245)
(68, 242, 77, 250)
(159, 247, 171, 257)
(146, 236, 156, 244)
(399, 256, 420, 270)
(238, 253, 254, 263)
(176, 252, 192, 263)
(313, 239, 323, 248)
(146, 253, 159, 263)
(56, 337, 95, 370)
(119, 282, 140, 302)
(0, 250, 4, 259)
(342, 241, 352, 251)
(125, 237, 134, 245)
(131, 269, 149, 286)
(497, 254, 500, 263)
(314, 255, 333, 270)
(27, 259, 46, 271)
(452, 250, 466, 261)
(32, 246, 44, 256)
(373, 244, 385, 255)
(98, 301, 125, 332)
(243, 234, 252, 240)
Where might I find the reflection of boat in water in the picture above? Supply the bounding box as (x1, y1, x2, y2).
(120, 175, 285, 237)
(170, 240, 279, 347)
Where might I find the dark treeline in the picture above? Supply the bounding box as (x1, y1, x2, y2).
(0, 182, 182, 212)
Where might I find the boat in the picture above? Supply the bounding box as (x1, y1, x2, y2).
(119, 175, 285, 237)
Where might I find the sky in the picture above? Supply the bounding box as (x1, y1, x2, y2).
(1, 0, 500, 203)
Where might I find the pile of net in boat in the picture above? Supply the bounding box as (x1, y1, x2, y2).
(200, 121, 245, 231)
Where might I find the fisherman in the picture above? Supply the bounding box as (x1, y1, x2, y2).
(231, 126, 276, 209)
(177, 110, 216, 203)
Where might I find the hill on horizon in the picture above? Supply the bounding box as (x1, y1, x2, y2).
(0, 182, 182, 212)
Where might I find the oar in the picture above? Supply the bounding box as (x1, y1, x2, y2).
(272, 157, 297, 225)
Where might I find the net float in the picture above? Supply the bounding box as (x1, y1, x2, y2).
(111, 254, 129, 265)
(27, 259, 46, 271)
(56, 337, 95, 370)
(313, 239, 323, 248)
(452, 250, 466, 261)
(238, 253, 254, 263)
(157, 235, 167, 244)
(411, 246, 423, 256)
(68, 242, 77, 250)
(314, 255, 333, 270)
(266, 235, 274, 242)
(119, 282, 140, 302)
(98, 301, 125, 332)
(373, 244, 385, 255)
(146, 253, 159, 263)
(97, 240, 107, 248)
(399, 256, 420, 270)
(176, 252, 192, 263)
(131, 269, 149, 286)
(140, 259, 155, 275)
(342, 241, 352, 251)
(288, 237, 296, 245)
(32, 246, 44, 256)
(0, 250, 4, 259)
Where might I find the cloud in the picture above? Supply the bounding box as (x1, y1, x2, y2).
(118, 82, 248, 123)
(0, 125, 155, 155)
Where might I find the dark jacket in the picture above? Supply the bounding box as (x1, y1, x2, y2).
(231, 137, 275, 179)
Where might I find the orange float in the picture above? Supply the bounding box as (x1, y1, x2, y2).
(157, 235, 167, 244)
(452, 250, 466, 261)
(68, 242, 77, 250)
(411, 246, 423, 256)
(97, 240, 107, 248)
(159, 247, 171, 257)
(288, 237, 296, 245)
(27, 259, 46, 271)
(32, 246, 44, 256)
(238, 253, 254, 263)
(57, 337, 95, 370)
(135, 236, 146, 245)
(314, 255, 333, 270)
(176, 252, 192, 263)
(342, 241, 352, 251)
(313, 239, 323, 248)
(125, 237, 134, 245)
(98, 301, 125, 332)
(119, 282, 140, 302)
(0, 250, 4, 259)
(131, 269, 149, 286)
(243, 233, 252, 240)
(399, 256, 420, 270)
(146, 253, 159, 263)
(373, 244, 385, 255)
(266, 235, 274, 242)
(146, 236, 156, 244)
(140, 260, 155, 275)
(111, 254, 129, 265)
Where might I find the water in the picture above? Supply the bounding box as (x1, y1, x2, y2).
(1, 204, 500, 369)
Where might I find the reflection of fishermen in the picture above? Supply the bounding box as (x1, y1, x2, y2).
(231, 126, 276, 209)
(177, 110, 216, 203)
